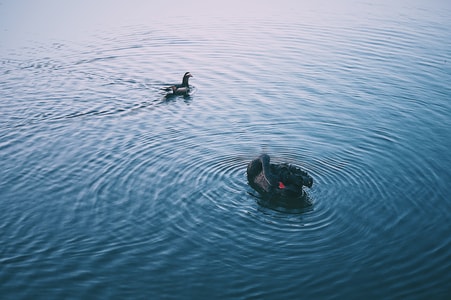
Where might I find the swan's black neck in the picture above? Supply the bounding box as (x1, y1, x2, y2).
(259, 154, 278, 186)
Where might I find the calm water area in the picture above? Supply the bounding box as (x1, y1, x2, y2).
(1, 0, 450, 299)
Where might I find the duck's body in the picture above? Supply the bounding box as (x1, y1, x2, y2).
(164, 72, 193, 96)
(247, 154, 313, 201)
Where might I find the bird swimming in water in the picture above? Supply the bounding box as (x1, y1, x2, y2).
(247, 154, 314, 211)
(164, 72, 193, 96)
(247, 154, 313, 200)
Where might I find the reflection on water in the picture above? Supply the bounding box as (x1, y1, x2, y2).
(1, 1, 451, 299)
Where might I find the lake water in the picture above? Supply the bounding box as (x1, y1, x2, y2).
(1, 1, 450, 299)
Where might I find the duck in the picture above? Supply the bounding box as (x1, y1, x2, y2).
(247, 154, 313, 200)
(164, 72, 193, 96)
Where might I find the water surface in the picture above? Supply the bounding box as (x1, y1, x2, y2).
(1, 1, 450, 299)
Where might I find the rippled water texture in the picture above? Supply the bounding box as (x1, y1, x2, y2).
(1, 1, 451, 299)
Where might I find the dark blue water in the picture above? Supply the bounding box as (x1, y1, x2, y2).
(1, 1, 451, 299)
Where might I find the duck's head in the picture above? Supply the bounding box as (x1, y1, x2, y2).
(182, 72, 193, 86)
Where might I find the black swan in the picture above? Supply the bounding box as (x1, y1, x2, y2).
(247, 154, 313, 205)
(164, 72, 193, 96)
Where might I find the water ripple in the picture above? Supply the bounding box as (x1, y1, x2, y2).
(1, 7, 450, 299)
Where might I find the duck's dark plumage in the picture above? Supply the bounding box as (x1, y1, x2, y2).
(165, 72, 193, 96)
